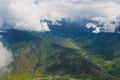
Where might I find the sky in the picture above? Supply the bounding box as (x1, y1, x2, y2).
(0, 0, 120, 72)
(0, 0, 120, 33)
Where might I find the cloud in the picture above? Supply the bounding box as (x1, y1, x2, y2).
(86, 23, 101, 33)
(0, 0, 51, 32)
(86, 23, 97, 29)
(0, 0, 120, 33)
(90, 16, 119, 33)
(0, 41, 13, 73)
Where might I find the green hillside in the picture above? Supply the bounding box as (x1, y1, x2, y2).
(0, 32, 109, 80)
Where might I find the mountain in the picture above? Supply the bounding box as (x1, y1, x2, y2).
(0, 28, 120, 80)
(49, 23, 120, 79)
(0, 30, 109, 80)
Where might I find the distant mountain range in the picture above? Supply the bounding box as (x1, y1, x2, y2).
(0, 23, 120, 80)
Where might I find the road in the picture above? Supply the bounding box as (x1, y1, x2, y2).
(33, 76, 80, 80)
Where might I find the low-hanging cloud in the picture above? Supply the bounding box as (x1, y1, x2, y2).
(0, 40, 13, 73)
(0, 0, 120, 33)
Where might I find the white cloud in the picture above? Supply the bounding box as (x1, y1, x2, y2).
(0, 41, 13, 73)
(86, 23, 97, 29)
(93, 27, 101, 33)
(90, 16, 119, 33)
(86, 23, 101, 33)
(0, 0, 120, 33)
(9, 0, 51, 31)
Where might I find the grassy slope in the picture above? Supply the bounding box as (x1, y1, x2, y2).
(0, 33, 109, 80)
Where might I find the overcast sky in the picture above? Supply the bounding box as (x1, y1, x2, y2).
(0, 0, 120, 33)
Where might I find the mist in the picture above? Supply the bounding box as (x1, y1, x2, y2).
(0, 41, 13, 73)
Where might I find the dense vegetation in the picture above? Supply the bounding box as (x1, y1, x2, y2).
(0, 29, 120, 80)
